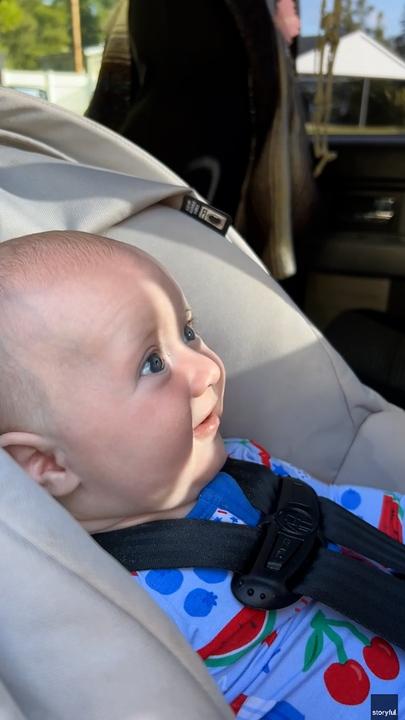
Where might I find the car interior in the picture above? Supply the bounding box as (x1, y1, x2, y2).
(301, 131, 405, 408)
(86, 0, 405, 412)
(1, 0, 405, 717)
(1, 82, 405, 719)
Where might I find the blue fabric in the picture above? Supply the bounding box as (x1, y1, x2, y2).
(134, 439, 405, 719)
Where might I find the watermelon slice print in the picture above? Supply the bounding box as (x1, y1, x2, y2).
(230, 693, 247, 715)
(197, 607, 276, 667)
(378, 494, 403, 543)
(251, 439, 272, 467)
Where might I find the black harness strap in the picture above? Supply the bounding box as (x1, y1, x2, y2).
(294, 548, 405, 641)
(221, 458, 279, 511)
(94, 458, 405, 649)
(319, 497, 405, 571)
(94, 519, 262, 572)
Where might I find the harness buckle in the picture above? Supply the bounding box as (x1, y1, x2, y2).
(231, 476, 321, 609)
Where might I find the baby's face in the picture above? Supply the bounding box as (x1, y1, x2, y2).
(39, 250, 226, 529)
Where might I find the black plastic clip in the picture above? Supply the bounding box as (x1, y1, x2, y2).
(231, 476, 320, 609)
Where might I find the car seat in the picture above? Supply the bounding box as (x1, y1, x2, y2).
(325, 309, 405, 411)
(1, 87, 405, 719)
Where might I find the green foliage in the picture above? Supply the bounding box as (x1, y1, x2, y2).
(395, 4, 405, 59)
(0, 0, 116, 70)
(373, 11, 385, 43)
(0, 0, 24, 33)
(78, 0, 116, 48)
(340, 0, 370, 33)
(0, 0, 68, 69)
(339, 0, 392, 49)
(340, 0, 385, 39)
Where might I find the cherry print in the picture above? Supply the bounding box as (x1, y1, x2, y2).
(324, 660, 370, 705)
(363, 637, 400, 680)
(305, 611, 374, 705)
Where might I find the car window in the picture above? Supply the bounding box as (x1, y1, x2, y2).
(298, 0, 405, 135)
(0, 0, 114, 115)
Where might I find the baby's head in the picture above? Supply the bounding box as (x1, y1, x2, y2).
(0, 231, 226, 531)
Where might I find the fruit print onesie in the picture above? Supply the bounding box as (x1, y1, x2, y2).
(132, 439, 405, 719)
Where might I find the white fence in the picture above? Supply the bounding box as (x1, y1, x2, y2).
(1, 68, 97, 115)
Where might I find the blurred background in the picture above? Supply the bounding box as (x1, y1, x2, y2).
(0, 0, 115, 113)
(0, 0, 404, 123)
(2, 1, 405, 408)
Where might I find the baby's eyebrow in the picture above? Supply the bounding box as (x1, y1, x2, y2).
(130, 303, 192, 345)
(130, 325, 156, 350)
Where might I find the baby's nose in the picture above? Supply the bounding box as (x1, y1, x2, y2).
(187, 350, 221, 397)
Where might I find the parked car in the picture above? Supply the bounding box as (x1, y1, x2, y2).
(8, 86, 48, 100)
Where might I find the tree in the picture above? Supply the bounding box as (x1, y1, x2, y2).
(340, 0, 357, 33)
(0, 0, 115, 70)
(353, 0, 374, 30)
(339, 0, 380, 35)
(0, 0, 24, 33)
(395, 4, 405, 59)
(339, 0, 389, 46)
(0, 0, 70, 69)
(79, 0, 116, 48)
(373, 11, 385, 44)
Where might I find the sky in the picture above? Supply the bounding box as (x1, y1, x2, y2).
(301, 0, 405, 38)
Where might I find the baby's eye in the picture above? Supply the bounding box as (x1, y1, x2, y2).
(140, 351, 166, 376)
(183, 323, 197, 343)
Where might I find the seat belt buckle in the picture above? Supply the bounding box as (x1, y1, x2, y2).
(231, 476, 321, 610)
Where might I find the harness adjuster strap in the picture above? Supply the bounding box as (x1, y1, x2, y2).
(231, 475, 321, 609)
(93, 458, 405, 648)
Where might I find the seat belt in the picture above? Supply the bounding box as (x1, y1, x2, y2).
(94, 458, 405, 650)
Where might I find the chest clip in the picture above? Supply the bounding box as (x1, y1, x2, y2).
(231, 476, 321, 609)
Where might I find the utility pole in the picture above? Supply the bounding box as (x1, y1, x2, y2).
(70, 0, 84, 73)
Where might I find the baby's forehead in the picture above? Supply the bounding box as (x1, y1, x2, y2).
(96, 244, 176, 285)
(64, 261, 188, 373)
(0, 231, 187, 363)
(118, 249, 186, 304)
(4, 242, 178, 343)
(53, 251, 184, 338)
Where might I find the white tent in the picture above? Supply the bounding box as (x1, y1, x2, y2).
(297, 30, 405, 81)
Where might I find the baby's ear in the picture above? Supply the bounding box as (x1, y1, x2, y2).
(0, 432, 80, 497)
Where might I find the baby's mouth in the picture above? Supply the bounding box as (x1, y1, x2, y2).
(193, 409, 220, 439)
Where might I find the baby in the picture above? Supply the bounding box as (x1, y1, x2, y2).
(0, 230, 404, 719)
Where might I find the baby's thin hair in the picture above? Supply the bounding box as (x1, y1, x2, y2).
(0, 230, 119, 294)
(0, 230, 129, 434)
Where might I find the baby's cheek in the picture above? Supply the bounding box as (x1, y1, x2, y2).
(137, 390, 193, 467)
(160, 409, 194, 462)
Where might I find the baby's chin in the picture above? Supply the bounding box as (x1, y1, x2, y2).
(201, 431, 227, 480)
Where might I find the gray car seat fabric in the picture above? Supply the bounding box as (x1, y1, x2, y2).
(1, 88, 405, 718)
(1, 88, 405, 489)
(0, 682, 27, 720)
(0, 450, 231, 720)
